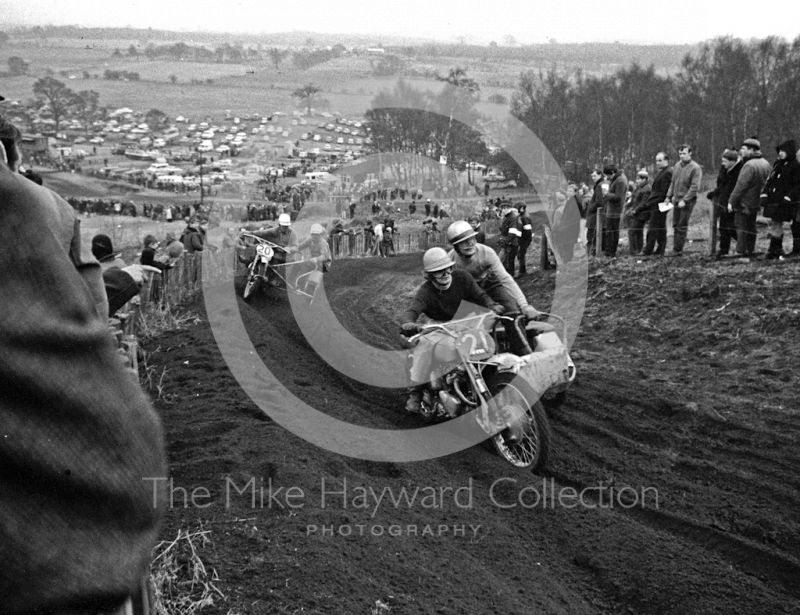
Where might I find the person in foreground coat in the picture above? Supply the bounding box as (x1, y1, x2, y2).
(1, 114, 167, 614)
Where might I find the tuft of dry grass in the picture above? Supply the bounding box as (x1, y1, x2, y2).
(138, 304, 202, 340)
(150, 527, 225, 615)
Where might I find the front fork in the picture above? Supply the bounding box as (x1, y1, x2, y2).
(460, 360, 495, 435)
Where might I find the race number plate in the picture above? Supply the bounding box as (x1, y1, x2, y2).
(456, 329, 496, 361)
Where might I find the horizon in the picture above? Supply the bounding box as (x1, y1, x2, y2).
(2, 0, 798, 47)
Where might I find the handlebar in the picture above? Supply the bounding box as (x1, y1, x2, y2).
(238, 232, 288, 251)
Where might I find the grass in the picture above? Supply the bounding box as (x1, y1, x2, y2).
(150, 527, 225, 615)
(138, 303, 202, 340)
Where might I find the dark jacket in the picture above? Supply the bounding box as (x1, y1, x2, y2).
(630, 182, 652, 221)
(638, 167, 673, 216)
(707, 159, 743, 212)
(181, 226, 205, 252)
(604, 171, 629, 218)
(103, 267, 140, 316)
(403, 268, 496, 323)
(585, 179, 604, 229)
(498, 210, 521, 246)
(762, 140, 800, 221)
(519, 212, 533, 243)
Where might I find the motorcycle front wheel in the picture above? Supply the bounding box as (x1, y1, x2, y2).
(242, 263, 263, 302)
(488, 373, 551, 472)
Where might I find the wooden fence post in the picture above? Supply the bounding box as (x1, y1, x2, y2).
(596, 210, 604, 256)
(709, 200, 718, 256)
(540, 232, 550, 270)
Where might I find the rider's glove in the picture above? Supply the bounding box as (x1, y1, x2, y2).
(401, 322, 421, 335)
(490, 303, 505, 315)
(521, 304, 541, 320)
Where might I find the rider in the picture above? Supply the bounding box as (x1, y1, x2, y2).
(400, 247, 504, 413)
(446, 219, 541, 354)
(295, 223, 332, 272)
(289, 223, 332, 294)
(248, 212, 298, 286)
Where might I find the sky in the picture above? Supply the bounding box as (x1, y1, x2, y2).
(2, 0, 799, 45)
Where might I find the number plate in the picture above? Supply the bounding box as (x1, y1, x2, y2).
(456, 329, 496, 361)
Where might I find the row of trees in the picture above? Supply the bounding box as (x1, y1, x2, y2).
(12, 77, 171, 136)
(507, 36, 800, 180)
(363, 71, 488, 182)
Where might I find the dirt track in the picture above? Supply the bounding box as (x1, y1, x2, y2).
(145, 248, 800, 615)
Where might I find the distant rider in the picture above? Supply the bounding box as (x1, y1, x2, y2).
(248, 212, 298, 286)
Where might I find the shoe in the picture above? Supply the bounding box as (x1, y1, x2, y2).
(405, 391, 422, 414)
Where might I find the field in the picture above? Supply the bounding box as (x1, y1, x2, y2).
(0, 37, 675, 124)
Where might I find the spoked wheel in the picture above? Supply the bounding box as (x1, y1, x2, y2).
(488, 373, 551, 471)
(242, 263, 264, 302)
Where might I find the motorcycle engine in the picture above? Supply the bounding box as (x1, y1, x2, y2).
(438, 390, 462, 417)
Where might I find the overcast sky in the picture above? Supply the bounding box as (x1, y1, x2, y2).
(2, 0, 799, 45)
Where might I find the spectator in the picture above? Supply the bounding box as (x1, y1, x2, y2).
(91, 233, 127, 270)
(498, 202, 522, 275)
(140, 234, 171, 273)
(468, 215, 486, 245)
(602, 164, 628, 257)
(165, 232, 185, 259)
(665, 144, 703, 255)
(516, 204, 534, 276)
(585, 168, 604, 256)
(382, 217, 396, 257)
(626, 169, 652, 255)
(0, 112, 166, 613)
(641, 152, 673, 257)
(180, 221, 205, 253)
(706, 148, 742, 258)
(761, 139, 800, 259)
(729, 138, 771, 257)
(372, 218, 384, 256)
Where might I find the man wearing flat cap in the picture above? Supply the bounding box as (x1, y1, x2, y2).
(729, 137, 771, 257)
(626, 169, 651, 255)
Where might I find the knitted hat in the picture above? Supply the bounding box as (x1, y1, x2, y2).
(742, 137, 761, 150)
(722, 149, 739, 161)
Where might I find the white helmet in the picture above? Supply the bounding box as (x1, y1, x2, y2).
(310, 223, 324, 235)
(422, 247, 453, 273)
(278, 213, 291, 226)
(446, 220, 477, 245)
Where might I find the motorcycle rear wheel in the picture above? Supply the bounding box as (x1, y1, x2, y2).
(488, 373, 551, 472)
(242, 264, 264, 302)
